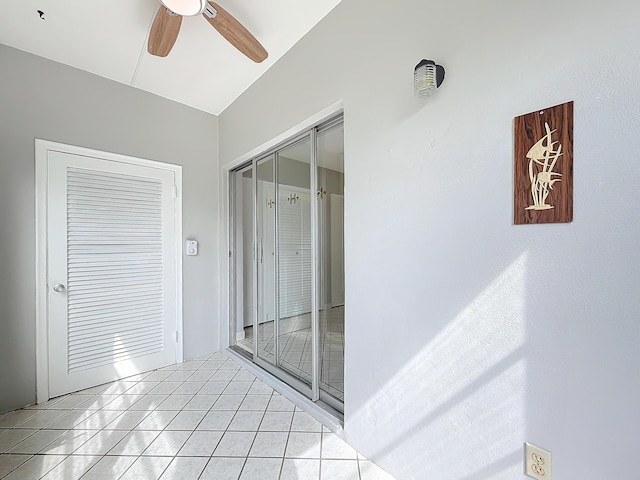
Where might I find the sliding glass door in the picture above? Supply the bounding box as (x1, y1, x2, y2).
(316, 122, 345, 403)
(255, 155, 276, 364)
(231, 114, 344, 412)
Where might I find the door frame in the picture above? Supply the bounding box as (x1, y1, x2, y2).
(35, 139, 184, 404)
(222, 102, 343, 352)
(223, 104, 344, 413)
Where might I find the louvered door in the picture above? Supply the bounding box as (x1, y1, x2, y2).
(277, 187, 311, 318)
(47, 150, 178, 398)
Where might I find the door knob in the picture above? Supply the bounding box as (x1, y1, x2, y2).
(53, 284, 65, 292)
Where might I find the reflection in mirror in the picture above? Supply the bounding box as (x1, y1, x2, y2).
(316, 124, 345, 401)
(231, 115, 345, 410)
(275, 138, 313, 388)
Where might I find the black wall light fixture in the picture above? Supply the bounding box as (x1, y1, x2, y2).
(414, 59, 445, 99)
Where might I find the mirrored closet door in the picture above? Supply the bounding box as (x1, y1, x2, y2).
(230, 114, 344, 413)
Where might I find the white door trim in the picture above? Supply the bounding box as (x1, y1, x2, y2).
(35, 139, 183, 404)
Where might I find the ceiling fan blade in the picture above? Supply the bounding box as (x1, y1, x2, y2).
(202, 2, 268, 63)
(148, 6, 183, 57)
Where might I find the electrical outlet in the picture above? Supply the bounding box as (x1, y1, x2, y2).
(524, 442, 552, 479)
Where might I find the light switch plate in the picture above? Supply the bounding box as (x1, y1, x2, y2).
(185, 240, 198, 256)
(524, 442, 551, 479)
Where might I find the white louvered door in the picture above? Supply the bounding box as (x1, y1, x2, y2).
(47, 150, 178, 398)
(277, 186, 311, 318)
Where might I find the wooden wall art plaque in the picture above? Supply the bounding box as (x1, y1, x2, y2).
(514, 101, 573, 224)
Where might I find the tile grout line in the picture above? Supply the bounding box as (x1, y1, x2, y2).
(229, 384, 273, 479)
(275, 403, 296, 480)
(1, 349, 369, 480)
(111, 353, 216, 479)
(78, 365, 182, 479)
(80, 354, 210, 478)
(196, 362, 261, 477)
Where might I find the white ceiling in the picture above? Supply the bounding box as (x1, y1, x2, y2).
(0, 0, 342, 115)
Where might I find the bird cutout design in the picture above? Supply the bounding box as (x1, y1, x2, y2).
(525, 122, 563, 211)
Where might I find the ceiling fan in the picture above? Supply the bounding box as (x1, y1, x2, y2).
(147, 0, 268, 62)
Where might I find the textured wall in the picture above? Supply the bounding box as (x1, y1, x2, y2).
(219, 0, 640, 478)
(0, 44, 219, 413)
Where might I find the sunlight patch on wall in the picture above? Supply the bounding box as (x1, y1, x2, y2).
(349, 253, 528, 480)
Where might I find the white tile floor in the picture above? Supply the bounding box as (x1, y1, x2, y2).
(0, 352, 394, 480)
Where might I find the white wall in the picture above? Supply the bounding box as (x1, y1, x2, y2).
(219, 0, 640, 478)
(0, 44, 219, 413)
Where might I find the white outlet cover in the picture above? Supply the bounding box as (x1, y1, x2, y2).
(524, 442, 552, 479)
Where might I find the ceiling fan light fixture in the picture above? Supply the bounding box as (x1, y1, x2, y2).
(159, 0, 207, 16)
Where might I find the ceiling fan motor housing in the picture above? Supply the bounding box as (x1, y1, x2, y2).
(159, 0, 208, 16)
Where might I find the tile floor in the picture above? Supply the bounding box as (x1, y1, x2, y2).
(239, 306, 345, 401)
(0, 352, 393, 480)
